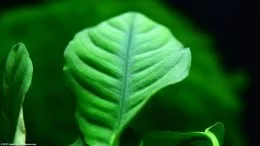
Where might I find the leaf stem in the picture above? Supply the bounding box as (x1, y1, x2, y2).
(13, 107, 26, 144)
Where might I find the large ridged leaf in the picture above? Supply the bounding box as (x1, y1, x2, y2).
(0, 43, 33, 144)
(64, 12, 191, 146)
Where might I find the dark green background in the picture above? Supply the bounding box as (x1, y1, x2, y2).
(0, 0, 251, 145)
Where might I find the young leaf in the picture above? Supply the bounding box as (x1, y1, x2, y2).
(140, 122, 225, 146)
(64, 12, 191, 146)
(0, 43, 33, 144)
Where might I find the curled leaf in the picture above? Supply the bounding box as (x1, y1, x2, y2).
(140, 122, 225, 146)
(0, 43, 33, 144)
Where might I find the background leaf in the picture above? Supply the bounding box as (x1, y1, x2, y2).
(141, 122, 224, 146)
(64, 12, 191, 146)
(0, 43, 33, 144)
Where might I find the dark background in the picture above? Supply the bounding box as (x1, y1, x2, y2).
(162, 1, 257, 145)
(0, 0, 257, 145)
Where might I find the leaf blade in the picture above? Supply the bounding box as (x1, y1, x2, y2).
(64, 12, 191, 146)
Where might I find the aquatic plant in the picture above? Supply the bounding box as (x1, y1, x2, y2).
(0, 12, 224, 146)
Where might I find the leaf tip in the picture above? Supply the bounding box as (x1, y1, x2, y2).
(11, 42, 26, 52)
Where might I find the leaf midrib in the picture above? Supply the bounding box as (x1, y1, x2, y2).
(116, 13, 136, 132)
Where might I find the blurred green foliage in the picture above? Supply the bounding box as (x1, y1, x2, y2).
(0, 0, 247, 145)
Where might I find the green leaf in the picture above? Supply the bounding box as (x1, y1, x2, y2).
(64, 12, 191, 146)
(69, 137, 86, 146)
(0, 43, 33, 144)
(140, 122, 225, 146)
(206, 122, 225, 146)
